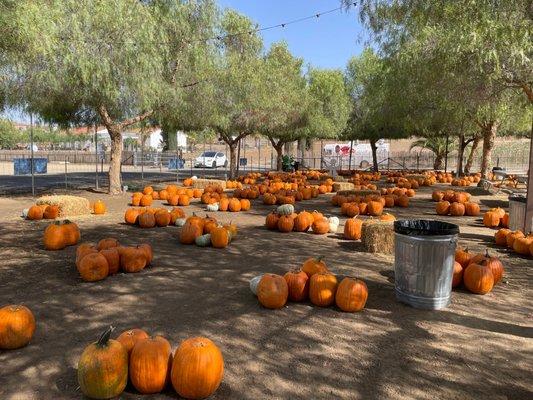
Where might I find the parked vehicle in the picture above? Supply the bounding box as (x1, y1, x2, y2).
(194, 151, 227, 168)
(322, 140, 389, 168)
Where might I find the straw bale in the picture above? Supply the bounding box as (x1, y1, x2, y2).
(361, 219, 395, 254)
(338, 189, 380, 197)
(37, 195, 91, 217)
(192, 179, 227, 190)
(332, 182, 355, 192)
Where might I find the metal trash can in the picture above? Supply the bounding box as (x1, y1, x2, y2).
(394, 220, 459, 310)
(508, 195, 528, 232)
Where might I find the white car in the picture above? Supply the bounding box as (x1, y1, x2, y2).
(194, 151, 227, 168)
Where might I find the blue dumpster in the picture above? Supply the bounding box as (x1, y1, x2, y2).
(13, 158, 48, 175)
(168, 158, 185, 170)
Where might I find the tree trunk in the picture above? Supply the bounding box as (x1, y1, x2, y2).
(464, 136, 481, 174)
(227, 141, 238, 179)
(456, 133, 465, 176)
(369, 139, 379, 172)
(297, 137, 306, 166)
(275, 144, 283, 171)
(108, 126, 123, 195)
(434, 154, 444, 171)
(480, 122, 498, 179)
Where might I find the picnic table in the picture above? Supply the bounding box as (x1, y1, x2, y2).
(492, 169, 528, 188)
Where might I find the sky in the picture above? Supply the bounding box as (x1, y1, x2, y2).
(217, 0, 366, 69)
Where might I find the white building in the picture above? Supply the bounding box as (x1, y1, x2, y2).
(95, 128, 187, 151)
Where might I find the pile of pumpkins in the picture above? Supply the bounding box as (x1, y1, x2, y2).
(124, 207, 186, 228)
(262, 186, 321, 205)
(0, 304, 36, 350)
(75, 239, 153, 282)
(249, 257, 368, 312)
(203, 196, 251, 212)
(483, 207, 510, 228)
(178, 214, 237, 248)
(78, 326, 223, 399)
(333, 194, 409, 218)
(433, 190, 481, 216)
(494, 228, 533, 257)
(454, 247, 504, 294)
(451, 174, 481, 186)
(225, 180, 242, 189)
(265, 204, 337, 234)
(386, 173, 436, 187)
(43, 220, 80, 250)
(132, 185, 203, 207)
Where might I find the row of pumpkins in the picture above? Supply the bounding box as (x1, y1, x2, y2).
(132, 188, 202, 207)
(75, 240, 153, 282)
(25, 200, 106, 220)
(178, 214, 238, 248)
(336, 195, 409, 218)
(433, 190, 480, 217)
(494, 228, 533, 257)
(454, 248, 504, 294)
(0, 308, 223, 400)
(250, 257, 368, 312)
(265, 205, 337, 234)
(201, 195, 252, 212)
(124, 207, 186, 228)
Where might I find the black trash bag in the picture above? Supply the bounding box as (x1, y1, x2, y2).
(394, 220, 459, 236)
(509, 195, 526, 204)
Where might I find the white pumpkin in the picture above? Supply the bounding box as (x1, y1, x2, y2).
(21, 209, 29, 219)
(277, 204, 294, 216)
(207, 202, 219, 212)
(328, 216, 340, 233)
(175, 218, 187, 227)
(191, 175, 198, 180)
(249, 274, 263, 296)
(195, 234, 211, 247)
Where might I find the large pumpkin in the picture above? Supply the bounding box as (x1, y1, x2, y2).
(130, 336, 172, 394)
(27, 205, 44, 220)
(452, 261, 463, 288)
(97, 238, 120, 251)
(154, 210, 171, 227)
(116, 328, 149, 355)
(506, 230, 525, 248)
(137, 243, 153, 266)
(138, 212, 156, 228)
(344, 217, 363, 240)
(78, 327, 128, 400)
(293, 213, 311, 232)
(62, 220, 80, 246)
(463, 262, 494, 294)
(277, 215, 294, 233)
(301, 257, 328, 277)
(283, 269, 309, 302)
(367, 200, 383, 216)
(449, 202, 465, 216)
(119, 247, 147, 273)
(335, 277, 368, 312)
(494, 228, 510, 246)
(483, 210, 501, 228)
(513, 234, 533, 255)
(265, 212, 280, 230)
(43, 205, 60, 219)
(435, 201, 451, 216)
(481, 252, 504, 284)
(311, 218, 329, 234)
(0, 305, 36, 349)
(464, 202, 480, 216)
(455, 247, 472, 268)
(257, 274, 288, 309)
(309, 273, 338, 307)
(77, 252, 110, 282)
(124, 208, 140, 225)
(171, 337, 224, 400)
(100, 248, 120, 275)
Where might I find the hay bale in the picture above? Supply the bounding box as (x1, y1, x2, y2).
(406, 174, 426, 181)
(192, 178, 227, 190)
(36, 195, 91, 217)
(338, 189, 381, 197)
(333, 182, 355, 192)
(362, 219, 395, 254)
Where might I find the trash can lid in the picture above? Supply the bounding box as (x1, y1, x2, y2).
(508, 195, 526, 203)
(394, 220, 459, 236)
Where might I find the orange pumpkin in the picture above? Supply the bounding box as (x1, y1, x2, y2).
(436, 201, 450, 216)
(0, 305, 36, 349)
(154, 210, 171, 227)
(119, 247, 147, 273)
(27, 205, 44, 220)
(180, 222, 203, 245)
(344, 217, 363, 240)
(450, 202, 465, 216)
(77, 252, 109, 282)
(130, 336, 172, 394)
(301, 257, 328, 277)
(211, 226, 230, 248)
(309, 273, 338, 307)
(494, 228, 510, 246)
(265, 212, 280, 230)
(97, 238, 120, 251)
(452, 261, 463, 288)
(171, 337, 224, 400)
(283, 269, 309, 302)
(277, 215, 294, 232)
(43, 221, 66, 250)
(93, 200, 106, 215)
(311, 218, 329, 234)
(464, 202, 480, 216)
(483, 210, 501, 228)
(335, 277, 368, 312)
(257, 274, 289, 309)
(506, 230, 524, 248)
(43, 205, 60, 219)
(116, 328, 149, 355)
(455, 247, 472, 268)
(463, 262, 494, 294)
(513, 234, 533, 255)
(138, 212, 156, 228)
(99, 248, 120, 275)
(124, 208, 140, 225)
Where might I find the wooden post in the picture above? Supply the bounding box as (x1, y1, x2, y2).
(524, 118, 533, 233)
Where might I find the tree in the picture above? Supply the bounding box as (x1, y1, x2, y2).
(0, 0, 217, 193)
(258, 42, 308, 171)
(0, 119, 21, 149)
(409, 137, 454, 171)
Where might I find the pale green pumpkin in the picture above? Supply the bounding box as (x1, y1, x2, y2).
(277, 204, 294, 216)
(195, 234, 211, 247)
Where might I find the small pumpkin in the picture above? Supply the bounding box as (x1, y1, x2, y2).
(116, 328, 149, 355)
(483, 210, 501, 228)
(175, 217, 187, 227)
(328, 216, 340, 233)
(494, 228, 510, 246)
(0, 305, 36, 349)
(138, 212, 156, 228)
(206, 202, 219, 212)
(228, 198, 241, 212)
(93, 200, 106, 215)
(455, 247, 472, 268)
(171, 337, 224, 400)
(265, 212, 280, 230)
(277, 204, 294, 216)
(335, 277, 368, 312)
(180, 222, 203, 245)
(154, 210, 171, 227)
(311, 218, 330, 234)
(302, 257, 328, 277)
(43, 205, 60, 219)
(283, 269, 309, 302)
(78, 327, 128, 400)
(27, 205, 44, 220)
(97, 238, 120, 251)
(62, 220, 80, 246)
(129, 336, 172, 394)
(43, 221, 66, 250)
(195, 233, 212, 247)
(452, 261, 463, 288)
(124, 208, 140, 225)
(309, 273, 338, 307)
(249, 274, 263, 296)
(450, 202, 465, 216)
(119, 247, 147, 273)
(257, 274, 289, 309)
(277, 215, 295, 232)
(506, 230, 525, 248)
(344, 217, 363, 240)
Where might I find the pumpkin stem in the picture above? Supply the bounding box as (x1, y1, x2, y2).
(316, 256, 324, 262)
(97, 326, 114, 347)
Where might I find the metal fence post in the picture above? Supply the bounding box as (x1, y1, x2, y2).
(94, 125, 99, 190)
(65, 156, 68, 189)
(30, 113, 35, 197)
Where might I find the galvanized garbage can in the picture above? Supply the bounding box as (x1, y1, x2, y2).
(509, 195, 528, 232)
(394, 220, 459, 310)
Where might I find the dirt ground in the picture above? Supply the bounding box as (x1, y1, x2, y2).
(0, 182, 532, 400)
